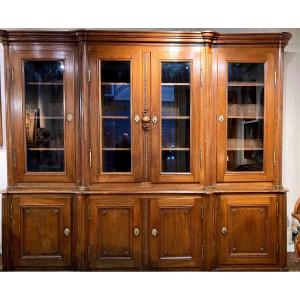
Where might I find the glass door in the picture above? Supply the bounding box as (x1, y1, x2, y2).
(89, 47, 142, 183)
(216, 48, 276, 182)
(151, 47, 203, 183)
(12, 50, 76, 183)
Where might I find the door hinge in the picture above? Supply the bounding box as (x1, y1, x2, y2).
(87, 206, 91, 221)
(10, 68, 14, 83)
(10, 201, 13, 220)
(200, 67, 204, 86)
(200, 206, 204, 220)
(274, 69, 277, 86)
(13, 150, 16, 168)
(273, 149, 276, 167)
(276, 201, 279, 217)
(276, 242, 279, 255)
(200, 150, 203, 168)
(201, 244, 204, 261)
(87, 69, 91, 82)
(87, 246, 91, 260)
(89, 148, 92, 168)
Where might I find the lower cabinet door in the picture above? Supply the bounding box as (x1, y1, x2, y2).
(88, 196, 141, 269)
(150, 197, 203, 268)
(218, 194, 278, 266)
(11, 195, 72, 267)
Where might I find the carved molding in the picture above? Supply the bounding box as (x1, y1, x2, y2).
(0, 30, 292, 46)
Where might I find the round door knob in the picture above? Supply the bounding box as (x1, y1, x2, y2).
(64, 228, 71, 237)
(151, 228, 158, 237)
(133, 227, 140, 236)
(221, 226, 228, 235)
(218, 115, 225, 122)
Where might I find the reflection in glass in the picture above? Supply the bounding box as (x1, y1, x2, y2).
(101, 60, 131, 173)
(162, 151, 190, 173)
(162, 86, 190, 116)
(101, 61, 130, 83)
(161, 62, 190, 173)
(162, 62, 190, 83)
(228, 63, 264, 83)
(24, 61, 65, 172)
(162, 120, 190, 148)
(227, 63, 264, 172)
(102, 84, 130, 116)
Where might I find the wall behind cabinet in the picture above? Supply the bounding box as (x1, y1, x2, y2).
(0, 29, 300, 253)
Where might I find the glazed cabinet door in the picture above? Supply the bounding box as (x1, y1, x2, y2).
(88, 196, 141, 269)
(11, 195, 72, 267)
(151, 47, 204, 183)
(216, 48, 276, 182)
(11, 49, 76, 183)
(218, 194, 278, 266)
(89, 47, 143, 183)
(150, 197, 203, 268)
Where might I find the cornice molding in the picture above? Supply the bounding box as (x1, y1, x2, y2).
(0, 30, 292, 47)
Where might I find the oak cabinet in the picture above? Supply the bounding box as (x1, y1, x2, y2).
(10, 195, 72, 268)
(150, 197, 203, 268)
(0, 30, 291, 271)
(88, 196, 142, 269)
(217, 194, 279, 267)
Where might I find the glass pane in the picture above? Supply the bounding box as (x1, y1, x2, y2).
(227, 63, 264, 172)
(162, 120, 190, 148)
(102, 120, 131, 148)
(24, 61, 65, 172)
(162, 150, 190, 173)
(161, 62, 190, 173)
(102, 150, 131, 172)
(102, 84, 130, 116)
(100, 60, 131, 173)
(162, 86, 190, 116)
(228, 63, 264, 83)
(101, 61, 130, 83)
(162, 62, 190, 83)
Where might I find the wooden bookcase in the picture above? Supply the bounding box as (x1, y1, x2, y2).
(0, 30, 291, 271)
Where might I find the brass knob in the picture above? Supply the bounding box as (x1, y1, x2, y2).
(67, 113, 73, 122)
(151, 228, 158, 237)
(221, 226, 228, 235)
(64, 228, 71, 237)
(133, 227, 140, 236)
(218, 115, 225, 122)
(152, 116, 158, 124)
(134, 115, 140, 123)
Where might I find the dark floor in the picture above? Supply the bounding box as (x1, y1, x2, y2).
(0, 253, 299, 271)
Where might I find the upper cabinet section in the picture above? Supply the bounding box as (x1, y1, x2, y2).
(216, 48, 277, 182)
(10, 49, 76, 184)
(0, 30, 291, 187)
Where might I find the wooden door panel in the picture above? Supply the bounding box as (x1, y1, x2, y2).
(89, 46, 143, 183)
(218, 194, 278, 266)
(22, 206, 62, 256)
(98, 207, 133, 258)
(88, 196, 141, 269)
(11, 49, 76, 183)
(216, 47, 276, 182)
(11, 196, 72, 267)
(150, 197, 202, 268)
(150, 46, 204, 183)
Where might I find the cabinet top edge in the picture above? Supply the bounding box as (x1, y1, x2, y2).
(0, 30, 292, 47)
